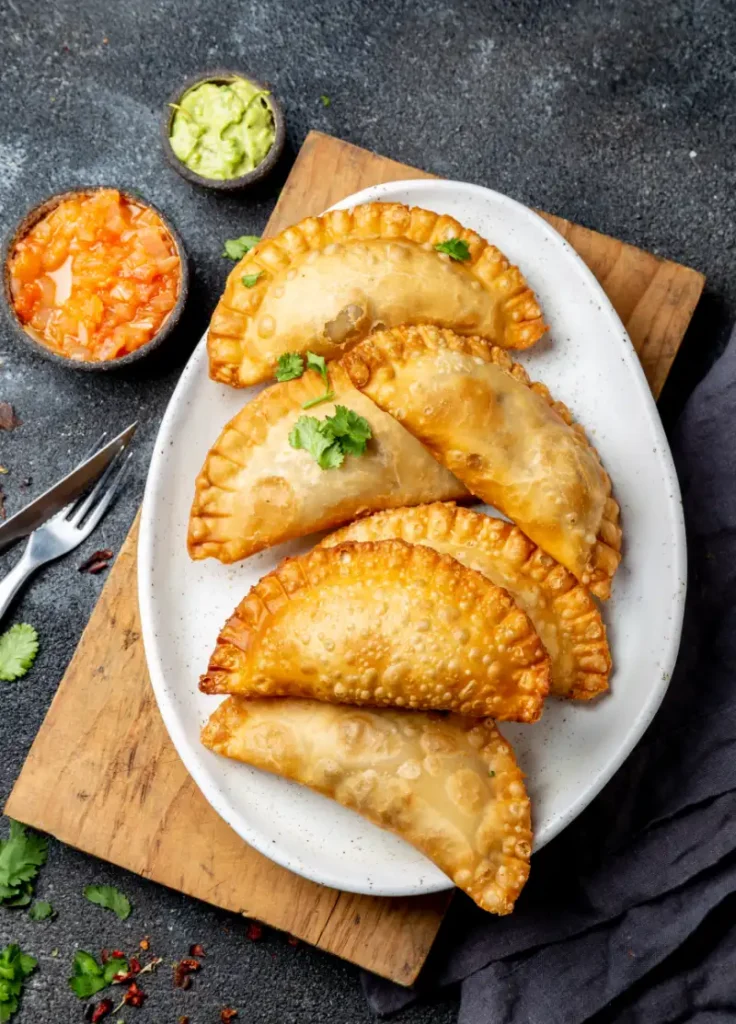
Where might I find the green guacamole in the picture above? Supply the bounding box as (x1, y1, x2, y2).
(170, 78, 276, 180)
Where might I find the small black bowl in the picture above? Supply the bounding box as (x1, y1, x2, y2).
(2, 187, 190, 372)
(161, 69, 286, 193)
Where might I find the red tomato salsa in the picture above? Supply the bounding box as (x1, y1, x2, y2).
(8, 189, 181, 362)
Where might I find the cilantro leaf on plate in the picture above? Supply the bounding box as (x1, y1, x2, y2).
(325, 406, 372, 455)
(28, 901, 53, 922)
(0, 821, 47, 907)
(306, 351, 328, 385)
(301, 390, 335, 410)
(275, 352, 305, 382)
(0, 943, 37, 1022)
(83, 884, 131, 920)
(317, 442, 344, 470)
(241, 272, 262, 288)
(288, 408, 372, 469)
(433, 237, 471, 261)
(0, 625, 39, 682)
(222, 235, 261, 260)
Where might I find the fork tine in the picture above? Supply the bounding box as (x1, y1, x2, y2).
(75, 452, 133, 536)
(68, 446, 125, 526)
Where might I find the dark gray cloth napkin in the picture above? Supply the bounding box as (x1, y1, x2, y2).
(363, 331, 736, 1022)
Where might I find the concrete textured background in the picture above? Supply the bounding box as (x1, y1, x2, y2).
(0, 0, 734, 1020)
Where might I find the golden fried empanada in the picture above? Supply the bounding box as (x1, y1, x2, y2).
(200, 539, 550, 722)
(202, 697, 532, 914)
(208, 202, 548, 387)
(343, 325, 622, 599)
(323, 504, 611, 699)
(188, 364, 468, 563)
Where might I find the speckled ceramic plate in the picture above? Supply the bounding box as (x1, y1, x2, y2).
(138, 179, 686, 898)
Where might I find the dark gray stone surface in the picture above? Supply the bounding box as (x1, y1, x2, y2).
(0, 0, 733, 1020)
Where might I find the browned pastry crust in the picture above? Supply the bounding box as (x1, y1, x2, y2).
(200, 539, 550, 722)
(343, 325, 622, 599)
(187, 363, 468, 563)
(323, 504, 611, 700)
(202, 697, 533, 914)
(208, 202, 548, 386)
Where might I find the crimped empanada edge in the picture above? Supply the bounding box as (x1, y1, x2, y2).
(322, 503, 612, 700)
(207, 201, 548, 387)
(342, 325, 623, 598)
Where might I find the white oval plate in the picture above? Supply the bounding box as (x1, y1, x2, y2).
(139, 179, 686, 897)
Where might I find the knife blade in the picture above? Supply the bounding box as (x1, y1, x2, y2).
(0, 422, 137, 554)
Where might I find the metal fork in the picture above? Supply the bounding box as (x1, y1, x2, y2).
(0, 447, 132, 622)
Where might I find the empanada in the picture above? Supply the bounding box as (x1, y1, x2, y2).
(200, 539, 550, 722)
(208, 202, 548, 387)
(188, 364, 469, 563)
(201, 697, 532, 914)
(343, 325, 622, 599)
(323, 504, 611, 699)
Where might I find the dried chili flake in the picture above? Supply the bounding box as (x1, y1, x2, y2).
(0, 403, 21, 430)
(138, 936, 150, 951)
(189, 943, 206, 958)
(89, 999, 113, 1022)
(221, 1009, 238, 1023)
(110, 949, 125, 960)
(100, 948, 110, 964)
(287, 935, 299, 947)
(245, 922, 263, 941)
(128, 956, 141, 974)
(173, 957, 201, 988)
(122, 981, 146, 1007)
(178, 1018, 190, 1024)
(79, 548, 114, 574)
(0, 488, 5, 520)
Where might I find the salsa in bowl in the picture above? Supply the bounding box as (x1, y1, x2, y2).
(4, 187, 188, 370)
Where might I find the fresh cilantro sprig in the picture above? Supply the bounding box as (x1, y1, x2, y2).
(28, 901, 53, 922)
(320, 94, 331, 107)
(274, 350, 335, 408)
(222, 235, 260, 260)
(0, 625, 38, 683)
(84, 884, 131, 921)
(0, 821, 47, 908)
(275, 352, 305, 382)
(68, 950, 128, 1000)
(434, 237, 471, 261)
(289, 406, 372, 470)
(0, 943, 37, 1022)
(241, 272, 262, 288)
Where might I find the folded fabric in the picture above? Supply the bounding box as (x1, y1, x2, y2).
(363, 330, 736, 1022)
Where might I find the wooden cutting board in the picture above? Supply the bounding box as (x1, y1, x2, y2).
(5, 131, 705, 985)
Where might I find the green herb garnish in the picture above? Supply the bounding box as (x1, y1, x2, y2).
(68, 949, 127, 1000)
(320, 94, 331, 107)
(222, 235, 261, 260)
(28, 901, 53, 922)
(241, 272, 262, 288)
(0, 944, 37, 1022)
(0, 821, 47, 908)
(275, 352, 305, 382)
(288, 406, 372, 470)
(83, 884, 131, 921)
(0, 625, 39, 682)
(302, 351, 335, 408)
(434, 237, 471, 261)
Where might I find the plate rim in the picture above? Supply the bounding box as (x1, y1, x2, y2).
(138, 178, 687, 897)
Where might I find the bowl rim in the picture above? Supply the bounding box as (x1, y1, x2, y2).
(161, 68, 286, 192)
(2, 185, 190, 372)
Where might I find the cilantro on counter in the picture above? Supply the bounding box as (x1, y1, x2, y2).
(0, 943, 37, 1022)
(0, 821, 47, 908)
(84, 885, 131, 921)
(0, 625, 39, 683)
(222, 235, 261, 260)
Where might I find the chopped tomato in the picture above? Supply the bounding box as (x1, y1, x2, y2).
(8, 189, 181, 362)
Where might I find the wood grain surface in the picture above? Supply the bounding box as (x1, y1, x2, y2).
(5, 130, 705, 985)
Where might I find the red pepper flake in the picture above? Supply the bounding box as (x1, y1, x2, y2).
(122, 981, 147, 1007)
(89, 999, 113, 1022)
(178, 1018, 190, 1024)
(139, 936, 150, 951)
(129, 956, 141, 974)
(79, 548, 114, 574)
(111, 949, 125, 960)
(221, 1009, 238, 1023)
(0, 487, 5, 520)
(100, 948, 110, 964)
(245, 922, 263, 941)
(189, 943, 206, 958)
(287, 935, 299, 947)
(173, 958, 201, 989)
(0, 403, 21, 430)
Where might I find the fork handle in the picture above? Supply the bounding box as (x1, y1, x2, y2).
(0, 544, 37, 625)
